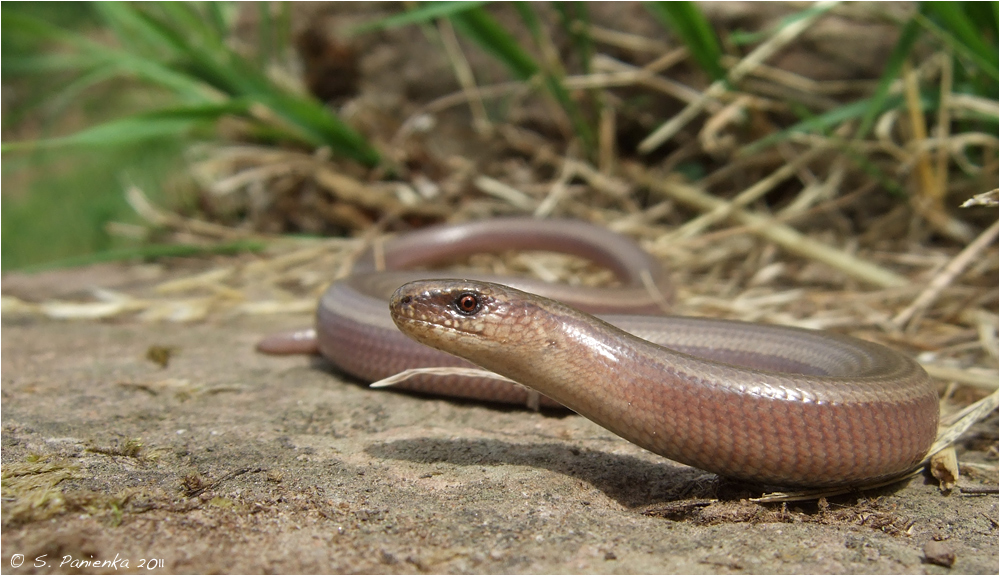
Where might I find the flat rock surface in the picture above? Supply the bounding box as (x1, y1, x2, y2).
(2, 265, 997, 574)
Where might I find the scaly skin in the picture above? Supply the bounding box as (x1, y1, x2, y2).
(389, 280, 939, 488)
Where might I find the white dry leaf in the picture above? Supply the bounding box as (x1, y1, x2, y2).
(137, 298, 214, 322)
(40, 300, 138, 319)
(929, 447, 959, 492)
(3, 294, 144, 319)
(90, 287, 138, 303)
(2, 296, 40, 316)
(236, 299, 317, 315)
(371, 367, 516, 388)
(155, 268, 235, 294)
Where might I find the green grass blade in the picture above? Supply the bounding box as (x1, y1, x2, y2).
(253, 91, 381, 164)
(915, 8, 999, 88)
(43, 65, 132, 118)
(745, 94, 905, 155)
(553, 2, 593, 74)
(6, 4, 379, 164)
(2, 10, 115, 54)
(118, 6, 251, 96)
(258, 2, 273, 68)
(1, 53, 106, 74)
(97, 3, 262, 100)
(156, 2, 228, 47)
(92, 1, 186, 59)
(646, 1, 725, 80)
(855, 17, 921, 138)
(2, 118, 198, 150)
(451, 6, 539, 80)
(2, 10, 217, 102)
(351, 1, 487, 34)
(205, 2, 234, 40)
(106, 3, 379, 161)
(118, 57, 223, 103)
(959, 0, 998, 42)
(923, 1, 998, 70)
(514, 2, 595, 152)
(2, 103, 251, 151)
(728, 2, 839, 47)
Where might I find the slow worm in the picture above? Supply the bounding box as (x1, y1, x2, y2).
(259, 218, 939, 487)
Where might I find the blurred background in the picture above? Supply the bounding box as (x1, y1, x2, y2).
(3, 1, 996, 271)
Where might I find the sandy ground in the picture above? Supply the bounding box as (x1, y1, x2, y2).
(1, 265, 997, 574)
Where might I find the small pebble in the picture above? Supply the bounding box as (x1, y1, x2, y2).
(923, 540, 956, 568)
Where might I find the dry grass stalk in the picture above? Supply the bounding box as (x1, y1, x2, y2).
(639, 0, 840, 152)
(667, 144, 832, 240)
(631, 166, 911, 289)
(437, 18, 492, 137)
(582, 22, 673, 54)
(892, 220, 1000, 332)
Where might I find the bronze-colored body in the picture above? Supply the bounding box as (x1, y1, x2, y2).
(390, 280, 938, 487)
(259, 218, 939, 486)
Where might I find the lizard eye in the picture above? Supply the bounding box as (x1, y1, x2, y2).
(454, 293, 481, 315)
